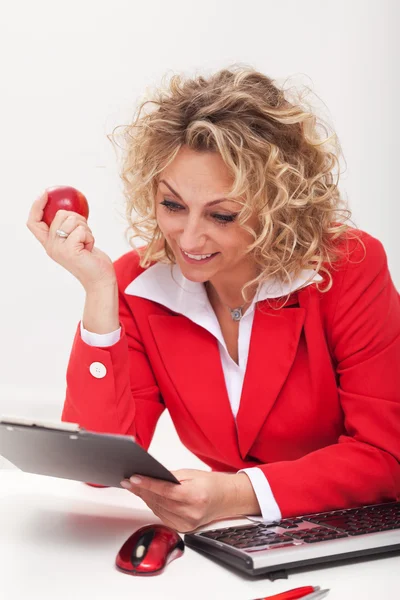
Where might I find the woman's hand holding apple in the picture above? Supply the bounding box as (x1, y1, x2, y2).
(26, 186, 117, 293)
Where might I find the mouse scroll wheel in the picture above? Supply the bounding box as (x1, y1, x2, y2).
(131, 530, 155, 566)
(135, 544, 146, 558)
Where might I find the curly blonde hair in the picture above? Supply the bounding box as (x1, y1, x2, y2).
(108, 64, 365, 307)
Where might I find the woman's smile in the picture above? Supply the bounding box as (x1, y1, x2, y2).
(180, 247, 220, 264)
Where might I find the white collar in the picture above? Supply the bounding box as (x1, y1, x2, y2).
(124, 262, 323, 338)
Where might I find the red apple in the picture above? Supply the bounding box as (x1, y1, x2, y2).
(42, 185, 89, 227)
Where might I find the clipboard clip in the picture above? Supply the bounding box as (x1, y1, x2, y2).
(0, 416, 81, 433)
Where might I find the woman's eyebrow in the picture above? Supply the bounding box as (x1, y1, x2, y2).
(159, 179, 230, 207)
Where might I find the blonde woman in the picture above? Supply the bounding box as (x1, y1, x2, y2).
(27, 66, 400, 533)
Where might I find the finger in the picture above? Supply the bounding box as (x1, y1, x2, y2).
(126, 487, 199, 532)
(125, 487, 175, 519)
(151, 508, 180, 531)
(128, 475, 183, 501)
(151, 505, 192, 533)
(49, 211, 91, 239)
(26, 191, 50, 246)
(47, 217, 93, 252)
(63, 224, 95, 252)
(40, 223, 94, 268)
(130, 487, 183, 514)
(27, 190, 48, 226)
(152, 505, 202, 534)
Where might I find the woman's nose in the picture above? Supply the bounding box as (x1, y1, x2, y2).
(179, 219, 206, 250)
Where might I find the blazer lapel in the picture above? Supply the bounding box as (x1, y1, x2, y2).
(235, 293, 306, 459)
(125, 260, 321, 467)
(148, 314, 244, 467)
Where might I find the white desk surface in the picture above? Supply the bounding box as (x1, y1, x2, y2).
(0, 469, 399, 600)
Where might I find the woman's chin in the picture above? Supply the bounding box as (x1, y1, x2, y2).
(180, 268, 211, 283)
(178, 261, 216, 283)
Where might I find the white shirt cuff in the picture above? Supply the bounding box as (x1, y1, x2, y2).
(80, 320, 121, 347)
(238, 467, 282, 523)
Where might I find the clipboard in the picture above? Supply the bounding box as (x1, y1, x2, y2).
(0, 416, 180, 487)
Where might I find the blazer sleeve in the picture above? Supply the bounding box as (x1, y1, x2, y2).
(258, 233, 400, 517)
(61, 283, 165, 451)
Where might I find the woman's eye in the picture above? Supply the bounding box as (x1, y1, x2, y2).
(160, 199, 183, 212)
(213, 213, 238, 225)
(160, 199, 237, 225)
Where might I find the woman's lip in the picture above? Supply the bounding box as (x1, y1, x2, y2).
(180, 248, 219, 265)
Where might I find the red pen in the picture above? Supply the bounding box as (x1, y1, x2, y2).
(253, 585, 320, 600)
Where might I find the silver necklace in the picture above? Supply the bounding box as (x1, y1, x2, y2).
(205, 282, 247, 322)
(228, 305, 246, 321)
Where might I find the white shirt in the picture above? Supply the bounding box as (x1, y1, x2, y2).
(80, 261, 323, 522)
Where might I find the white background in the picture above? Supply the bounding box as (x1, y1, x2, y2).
(0, 0, 398, 471)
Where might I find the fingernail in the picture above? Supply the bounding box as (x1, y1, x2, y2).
(120, 480, 131, 489)
(130, 476, 142, 485)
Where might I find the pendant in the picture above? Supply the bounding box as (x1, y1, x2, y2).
(230, 307, 243, 321)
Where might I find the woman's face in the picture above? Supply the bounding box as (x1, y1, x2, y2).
(155, 146, 259, 284)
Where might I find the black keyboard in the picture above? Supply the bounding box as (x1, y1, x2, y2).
(198, 501, 400, 550)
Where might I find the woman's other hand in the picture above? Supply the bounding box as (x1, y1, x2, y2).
(120, 469, 260, 532)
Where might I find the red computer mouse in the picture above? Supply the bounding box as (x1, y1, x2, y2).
(85, 483, 109, 488)
(115, 524, 185, 576)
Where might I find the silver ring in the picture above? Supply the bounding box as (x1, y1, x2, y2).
(56, 229, 69, 238)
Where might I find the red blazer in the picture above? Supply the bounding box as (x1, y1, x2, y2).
(61, 228, 400, 518)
